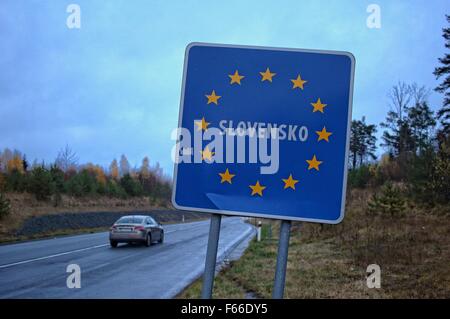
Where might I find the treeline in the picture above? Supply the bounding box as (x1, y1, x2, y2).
(347, 16, 450, 208)
(0, 145, 172, 207)
(348, 83, 449, 206)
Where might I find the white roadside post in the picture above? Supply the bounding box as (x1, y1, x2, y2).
(257, 221, 262, 242)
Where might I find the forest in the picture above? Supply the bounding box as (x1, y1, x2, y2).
(0, 17, 449, 221)
(0, 146, 172, 217)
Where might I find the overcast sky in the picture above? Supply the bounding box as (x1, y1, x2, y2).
(0, 0, 448, 176)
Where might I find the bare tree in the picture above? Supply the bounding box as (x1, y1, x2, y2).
(0, 148, 13, 172)
(387, 81, 412, 123)
(381, 82, 415, 156)
(55, 145, 79, 172)
(409, 83, 430, 105)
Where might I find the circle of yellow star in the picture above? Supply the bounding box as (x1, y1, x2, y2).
(282, 174, 299, 190)
(259, 67, 276, 82)
(200, 146, 215, 161)
(206, 90, 221, 105)
(311, 98, 327, 113)
(219, 168, 235, 184)
(316, 127, 332, 142)
(195, 117, 210, 131)
(249, 181, 266, 196)
(306, 155, 323, 171)
(229, 70, 244, 85)
(291, 74, 307, 90)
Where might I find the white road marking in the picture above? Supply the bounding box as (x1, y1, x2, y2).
(0, 244, 109, 269)
(0, 230, 178, 270)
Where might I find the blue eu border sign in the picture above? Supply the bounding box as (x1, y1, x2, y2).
(172, 43, 355, 224)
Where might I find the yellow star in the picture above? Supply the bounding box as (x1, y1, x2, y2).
(306, 155, 323, 171)
(249, 180, 266, 196)
(219, 168, 235, 184)
(229, 70, 244, 85)
(259, 67, 276, 82)
(205, 90, 221, 105)
(291, 74, 307, 90)
(195, 117, 210, 131)
(311, 98, 327, 113)
(316, 127, 333, 142)
(200, 146, 215, 161)
(282, 174, 299, 190)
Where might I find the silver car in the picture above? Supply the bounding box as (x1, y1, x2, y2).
(109, 215, 164, 248)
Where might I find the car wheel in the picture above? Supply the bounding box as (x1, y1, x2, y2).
(158, 231, 164, 244)
(145, 233, 152, 247)
(110, 240, 118, 248)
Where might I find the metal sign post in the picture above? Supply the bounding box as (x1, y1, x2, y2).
(272, 220, 292, 298)
(201, 214, 222, 299)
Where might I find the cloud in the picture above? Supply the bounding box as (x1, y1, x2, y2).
(0, 0, 448, 174)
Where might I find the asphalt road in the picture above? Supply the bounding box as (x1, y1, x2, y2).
(0, 217, 254, 298)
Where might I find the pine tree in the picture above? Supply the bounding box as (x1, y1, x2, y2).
(407, 101, 436, 154)
(29, 166, 53, 201)
(350, 117, 377, 168)
(368, 182, 406, 216)
(350, 120, 363, 169)
(120, 173, 143, 197)
(433, 15, 450, 135)
(359, 118, 377, 166)
(50, 165, 64, 206)
(0, 173, 5, 191)
(22, 154, 29, 172)
(381, 83, 435, 159)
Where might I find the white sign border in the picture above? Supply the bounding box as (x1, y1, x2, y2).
(171, 42, 355, 224)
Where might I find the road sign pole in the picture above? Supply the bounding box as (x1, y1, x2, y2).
(272, 220, 292, 299)
(201, 213, 222, 299)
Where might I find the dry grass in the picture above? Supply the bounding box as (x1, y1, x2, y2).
(0, 192, 168, 241)
(179, 189, 450, 299)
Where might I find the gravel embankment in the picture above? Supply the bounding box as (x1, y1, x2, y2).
(15, 210, 208, 237)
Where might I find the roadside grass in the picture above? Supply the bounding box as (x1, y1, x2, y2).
(0, 216, 201, 245)
(0, 192, 206, 243)
(0, 193, 156, 238)
(179, 189, 450, 298)
(0, 226, 111, 245)
(178, 273, 247, 299)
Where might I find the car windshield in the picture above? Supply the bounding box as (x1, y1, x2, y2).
(116, 217, 144, 224)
